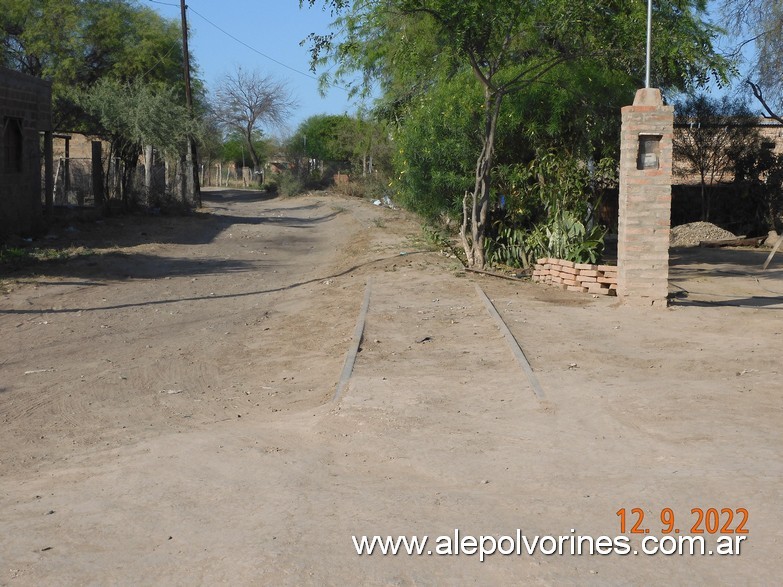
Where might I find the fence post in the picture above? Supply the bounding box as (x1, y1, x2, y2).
(44, 131, 53, 215)
(92, 141, 104, 208)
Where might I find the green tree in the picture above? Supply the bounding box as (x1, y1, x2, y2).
(221, 132, 268, 168)
(198, 114, 226, 180)
(337, 114, 392, 177)
(391, 60, 637, 224)
(78, 78, 198, 206)
(391, 71, 479, 220)
(0, 0, 80, 81)
(1, 0, 187, 129)
(303, 0, 729, 267)
(288, 113, 392, 180)
(288, 114, 354, 163)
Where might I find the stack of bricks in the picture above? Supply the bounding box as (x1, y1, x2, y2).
(531, 258, 618, 296)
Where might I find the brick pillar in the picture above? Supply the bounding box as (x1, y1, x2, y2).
(617, 88, 673, 307)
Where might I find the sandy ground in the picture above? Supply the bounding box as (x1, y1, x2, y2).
(1, 188, 781, 585)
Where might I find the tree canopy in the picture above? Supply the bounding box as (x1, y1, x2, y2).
(78, 78, 197, 159)
(1, 0, 187, 128)
(303, 0, 729, 267)
(304, 0, 728, 105)
(722, 0, 783, 122)
(288, 114, 352, 163)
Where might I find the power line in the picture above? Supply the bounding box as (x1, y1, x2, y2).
(138, 41, 179, 80)
(141, 1, 351, 93)
(186, 6, 347, 92)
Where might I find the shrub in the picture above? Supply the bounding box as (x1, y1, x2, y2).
(276, 171, 306, 197)
(262, 180, 279, 194)
(485, 151, 614, 267)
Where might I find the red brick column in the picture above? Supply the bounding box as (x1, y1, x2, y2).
(617, 88, 673, 307)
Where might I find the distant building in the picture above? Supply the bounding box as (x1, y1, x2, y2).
(0, 67, 52, 240)
(673, 117, 783, 185)
(756, 118, 783, 155)
(50, 132, 113, 206)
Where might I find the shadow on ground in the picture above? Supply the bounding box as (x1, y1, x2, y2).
(1, 189, 340, 282)
(0, 252, 429, 316)
(200, 188, 277, 205)
(669, 246, 783, 309)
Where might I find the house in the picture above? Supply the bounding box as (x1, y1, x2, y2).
(671, 117, 783, 229)
(673, 117, 783, 185)
(0, 67, 52, 241)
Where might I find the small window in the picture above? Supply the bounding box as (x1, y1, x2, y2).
(637, 134, 662, 170)
(3, 117, 23, 173)
(761, 141, 775, 151)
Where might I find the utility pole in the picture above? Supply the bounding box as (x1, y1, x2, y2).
(180, 0, 201, 206)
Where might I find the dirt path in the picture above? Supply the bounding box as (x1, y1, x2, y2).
(1, 189, 781, 585)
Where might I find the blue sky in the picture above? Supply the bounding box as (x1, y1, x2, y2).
(141, 1, 365, 135)
(141, 1, 758, 131)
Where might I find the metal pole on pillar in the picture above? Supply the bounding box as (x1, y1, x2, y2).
(645, 0, 652, 88)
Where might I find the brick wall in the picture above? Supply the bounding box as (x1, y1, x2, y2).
(53, 133, 107, 160)
(617, 88, 673, 307)
(0, 67, 52, 240)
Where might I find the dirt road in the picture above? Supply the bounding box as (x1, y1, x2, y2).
(1, 188, 781, 585)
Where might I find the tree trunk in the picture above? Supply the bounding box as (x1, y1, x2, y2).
(144, 145, 154, 200)
(245, 127, 261, 173)
(189, 137, 201, 207)
(180, 153, 187, 204)
(185, 145, 195, 203)
(700, 171, 707, 221)
(460, 87, 503, 268)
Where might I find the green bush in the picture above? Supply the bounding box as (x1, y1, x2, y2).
(332, 174, 391, 201)
(391, 72, 480, 222)
(485, 151, 614, 267)
(262, 180, 279, 194)
(526, 210, 606, 264)
(485, 224, 532, 268)
(276, 171, 306, 197)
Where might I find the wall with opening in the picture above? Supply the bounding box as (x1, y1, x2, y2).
(0, 67, 52, 241)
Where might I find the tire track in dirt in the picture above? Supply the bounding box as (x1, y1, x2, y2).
(2, 192, 782, 584)
(332, 268, 547, 464)
(0, 191, 377, 475)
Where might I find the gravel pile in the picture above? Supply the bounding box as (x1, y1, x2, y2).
(670, 222, 736, 248)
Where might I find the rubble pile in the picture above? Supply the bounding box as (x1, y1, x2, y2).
(670, 222, 736, 248)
